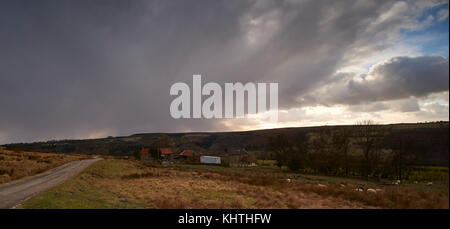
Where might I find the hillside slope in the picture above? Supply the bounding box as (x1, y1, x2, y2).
(3, 122, 449, 166)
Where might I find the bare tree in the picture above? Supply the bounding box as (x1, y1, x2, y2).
(311, 127, 335, 174)
(289, 132, 308, 171)
(385, 131, 416, 181)
(354, 120, 386, 178)
(268, 134, 291, 168)
(332, 127, 352, 176)
(268, 133, 309, 171)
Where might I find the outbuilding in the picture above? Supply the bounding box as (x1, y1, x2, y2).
(200, 156, 221, 164)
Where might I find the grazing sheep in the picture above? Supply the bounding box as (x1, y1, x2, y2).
(286, 178, 292, 183)
(355, 187, 364, 192)
(426, 182, 433, 186)
(367, 188, 377, 194)
(318, 184, 326, 188)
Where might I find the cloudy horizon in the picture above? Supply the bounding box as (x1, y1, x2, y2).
(0, 0, 449, 144)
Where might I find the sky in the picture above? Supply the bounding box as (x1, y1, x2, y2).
(0, 0, 449, 144)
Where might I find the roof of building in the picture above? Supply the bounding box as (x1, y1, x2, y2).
(140, 148, 150, 155)
(179, 150, 194, 157)
(160, 148, 173, 155)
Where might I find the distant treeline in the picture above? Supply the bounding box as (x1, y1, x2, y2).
(267, 121, 449, 180)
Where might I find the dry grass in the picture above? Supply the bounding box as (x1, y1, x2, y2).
(169, 164, 449, 209)
(24, 159, 448, 209)
(22, 159, 449, 209)
(0, 147, 88, 184)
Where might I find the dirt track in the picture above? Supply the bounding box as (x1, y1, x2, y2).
(0, 158, 102, 209)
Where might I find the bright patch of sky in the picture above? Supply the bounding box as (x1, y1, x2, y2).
(340, 3, 449, 75)
(403, 3, 449, 57)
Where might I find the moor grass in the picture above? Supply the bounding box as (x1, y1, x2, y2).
(0, 147, 87, 185)
(22, 159, 449, 209)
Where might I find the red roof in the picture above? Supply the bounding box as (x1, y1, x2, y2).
(140, 148, 150, 155)
(179, 150, 194, 157)
(160, 148, 173, 155)
(240, 155, 249, 162)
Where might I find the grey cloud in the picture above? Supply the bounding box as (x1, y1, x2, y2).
(0, 0, 446, 143)
(347, 102, 391, 113)
(347, 97, 420, 113)
(317, 56, 449, 106)
(391, 98, 421, 112)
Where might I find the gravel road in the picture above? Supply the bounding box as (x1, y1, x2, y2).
(0, 158, 102, 209)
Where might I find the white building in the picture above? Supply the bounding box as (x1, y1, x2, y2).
(200, 156, 221, 164)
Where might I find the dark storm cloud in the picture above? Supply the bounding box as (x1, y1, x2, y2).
(0, 0, 250, 143)
(0, 0, 447, 143)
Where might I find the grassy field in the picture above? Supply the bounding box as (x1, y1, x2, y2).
(0, 147, 88, 184)
(22, 159, 449, 209)
(408, 166, 449, 183)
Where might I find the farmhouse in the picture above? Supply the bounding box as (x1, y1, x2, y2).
(240, 155, 257, 165)
(140, 148, 150, 161)
(179, 150, 194, 159)
(160, 148, 174, 160)
(179, 150, 201, 163)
